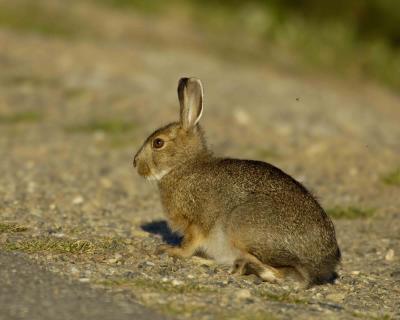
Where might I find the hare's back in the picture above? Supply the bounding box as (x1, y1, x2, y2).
(203, 158, 313, 198)
(196, 158, 328, 224)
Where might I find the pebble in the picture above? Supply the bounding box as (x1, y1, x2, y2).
(171, 279, 184, 286)
(27, 181, 36, 193)
(385, 249, 394, 261)
(351, 271, 361, 275)
(0, 234, 8, 244)
(100, 178, 112, 189)
(131, 229, 149, 238)
(233, 109, 250, 126)
(107, 258, 118, 264)
(70, 267, 79, 275)
(107, 254, 122, 264)
(53, 233, 65, 238)
(235, 289, 252, 300)
(191, 256, 214, 266)
(72, 196, 84, 205)
(326, 293, 346, 302)
(79, 278, 90, 283)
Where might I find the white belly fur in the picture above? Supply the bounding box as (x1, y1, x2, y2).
(200, 225, 240, 265)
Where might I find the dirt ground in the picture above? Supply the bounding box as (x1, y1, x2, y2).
(1, 1, 400, 319)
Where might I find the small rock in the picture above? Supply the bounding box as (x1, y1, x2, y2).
(79, 278, 90, 283)
(27, 181, 36, 193)
(131, 229, 149, 238)
(70, 267, 79, 275)
(144, 261, 155, 267)
(161, 277, 169, 283)
(192, 256, 214, 266)
(233, 109, 250, 126)
(385, 249, 395, 261)
(187, 274, 195, 279)
(0, 234, 8, 244)
(351, 270, 360, 275)
(326, 293, 346, 302)
(124, 271, 137, 279)
(235, 289, 252, 300)
(94, 131, 105, 141)
(171, 279, 183, 286)
(72, 196, 84, 205)
(49, 204, 57, 210)
(100, 178, 112, 188)
(53, 233, 65, 238)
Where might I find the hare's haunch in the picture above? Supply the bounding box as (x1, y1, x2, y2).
(134, 77, 341, 287)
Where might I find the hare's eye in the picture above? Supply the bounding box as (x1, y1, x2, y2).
(153, 138, 164, 149)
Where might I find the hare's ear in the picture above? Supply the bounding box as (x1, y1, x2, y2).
(177, 77, 203, 131)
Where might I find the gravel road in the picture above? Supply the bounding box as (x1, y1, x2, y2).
(0, 251, 167, 320)
(1, 1, 399, 319)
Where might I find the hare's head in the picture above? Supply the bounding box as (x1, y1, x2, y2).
(133, 77, 208, 181)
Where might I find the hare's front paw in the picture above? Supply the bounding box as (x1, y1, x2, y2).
(156, 244, 186, 258)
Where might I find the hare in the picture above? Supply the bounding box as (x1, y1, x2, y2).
(133, 77, 341, 287)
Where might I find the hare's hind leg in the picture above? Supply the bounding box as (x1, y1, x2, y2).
(231, 252, 284, 284)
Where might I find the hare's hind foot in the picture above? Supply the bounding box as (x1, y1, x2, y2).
(157, 224, 204, 259)
(230, 253, 284, 284)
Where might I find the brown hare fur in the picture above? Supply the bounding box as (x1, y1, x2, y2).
(133, 77, 341, 287)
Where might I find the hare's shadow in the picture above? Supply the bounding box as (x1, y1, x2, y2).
(141, 220, 182, 246)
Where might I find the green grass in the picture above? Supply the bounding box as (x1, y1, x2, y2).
(3, 236, 125, 254)
(0, 1, 81, 37)
(65, 119, 136, 135)
(223, 311, 277, 320)
(254, 289, 308, 304)
(382, 168, 400, 186)
(100, 277, 216, 294)
(2, 74, 60, 87)
(95, 0, 167, 13)
(100, 276, 277, 319)
(0, 112, 42, 125)
(94, 0, 400, 91)
(0, 223, 28, 234)
(327, 206, 375, 219)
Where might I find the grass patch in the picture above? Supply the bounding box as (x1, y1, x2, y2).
(382, 168, 400, 186)
(254, 289, 308, 305)
(65, 119, 136, 135)
(95, 0, 167, 13)
(100, 277, 215, 295)
(222, 311, 277, 320)
(3, 236, 125, 254)
(0, 1, 81, 37)
(94, 0, 400, 90)
(2, 74, 60, 87)
(0, 223, 28, 234)
(0, 111, 42, 125)
(326, 206, 375, 219)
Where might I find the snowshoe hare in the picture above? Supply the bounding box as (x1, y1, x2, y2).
(134, 77, 341, 287)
